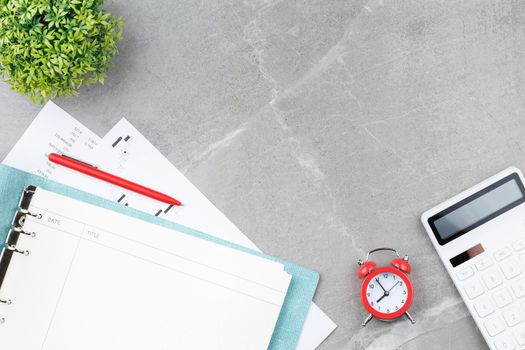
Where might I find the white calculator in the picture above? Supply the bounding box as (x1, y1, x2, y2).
(422, 167, 525, 350)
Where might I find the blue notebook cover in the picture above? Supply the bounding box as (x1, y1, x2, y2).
(0, 164, 318, 349)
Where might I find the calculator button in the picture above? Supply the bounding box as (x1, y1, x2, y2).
(493, 288, 514, 308)
(485, 314, 506, 336)
(473, 296, 495, 318)
(514, 325, 525, 345)
(513, 239, 525, 252)
(501, 259, 522, 280)
(477, 257, 494, 271)
(483, 268, 503, 290)
(494, 334, 516, 350)
(503, 308, 524, 327)
(464, 279, 485, 299)
(495, 248, 512, 261)
(519, 253, 525, 267)
(511, 278, 525, 298)
(457, 267, 474, 281)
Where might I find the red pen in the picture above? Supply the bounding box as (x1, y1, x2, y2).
(48, 153, 182, 206)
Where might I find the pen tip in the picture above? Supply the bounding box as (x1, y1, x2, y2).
(171, 200, 183, 206)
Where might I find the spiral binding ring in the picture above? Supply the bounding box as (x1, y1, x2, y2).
(11, 225, 36, 238)
(0, 298, 11, 305)
(18, 208, 42, 219)
(5, 245, 29, 256)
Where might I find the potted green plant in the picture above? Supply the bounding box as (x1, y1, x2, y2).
(0, 0, 124, 103)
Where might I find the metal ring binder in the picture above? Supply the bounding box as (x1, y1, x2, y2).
(5, 244, 29, 255)
(0, 185, 40, 324)
(18, 208, 42, 219)
(11, 226, 36, 238)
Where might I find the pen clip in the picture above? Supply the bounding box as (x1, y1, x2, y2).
(59, 154, 98, 168)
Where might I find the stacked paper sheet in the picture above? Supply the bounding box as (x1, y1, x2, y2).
(2, 101, 336, 349)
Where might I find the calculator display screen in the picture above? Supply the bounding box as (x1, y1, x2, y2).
(429, 173, 525, 245)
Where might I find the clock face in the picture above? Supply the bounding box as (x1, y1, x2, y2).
(362, 267, 412, 318)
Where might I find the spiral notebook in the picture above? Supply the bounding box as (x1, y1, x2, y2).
(0, 165, 319, 350)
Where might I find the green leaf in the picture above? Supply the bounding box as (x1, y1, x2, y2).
(0, 0, 124, 103)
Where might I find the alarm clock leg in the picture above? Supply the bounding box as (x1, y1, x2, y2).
(404, 311, 415, 324)
(361, 313, 373, 327)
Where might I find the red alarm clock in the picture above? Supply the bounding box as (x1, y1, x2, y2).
(357, 247, 415, 326)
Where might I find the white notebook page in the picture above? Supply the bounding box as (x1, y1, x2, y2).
(0, 188, 291, 350)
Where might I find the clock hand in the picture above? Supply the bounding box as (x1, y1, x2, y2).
(376, 281, 400, 303)
(376, 294, 387, 303)
(387, 281, 400, 292)
(375, 278, 387, 293)
(375, 278, 388, 303)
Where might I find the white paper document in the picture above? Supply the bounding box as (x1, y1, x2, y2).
(98, 119, 337, 349)
(1, 101, 336, 349)
(96, 119, 258, 248)
(2, 101, 107, 195)
(0, 187, 291, 349)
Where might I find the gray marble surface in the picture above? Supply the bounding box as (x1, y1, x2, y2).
(2, 0, 525, 348)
